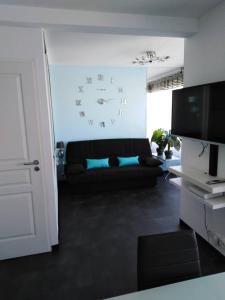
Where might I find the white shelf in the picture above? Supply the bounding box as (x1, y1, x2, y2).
(205, 196, 225, 210)
(169, 177, 182, 189)
(169, 165, 225, 194)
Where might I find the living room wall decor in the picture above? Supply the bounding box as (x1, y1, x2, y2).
(50, 65, 147, 142)
(74, 74, 127, 128)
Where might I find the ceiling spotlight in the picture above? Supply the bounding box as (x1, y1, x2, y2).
(132, 51, 170, 65)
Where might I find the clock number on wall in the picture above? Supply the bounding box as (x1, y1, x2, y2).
(75, 99, 82, 106)
(79, 111, 85, 117)
(99, 122, 106, 128)
(88, 120, 94, 126)
(86, 77, 92, 84)
(119, 109, 123, 116)
(121, 98, 127, 105)
(78, 86, 84, 93)
(98, 74, 104, 81)
(118, 87, 123, 93)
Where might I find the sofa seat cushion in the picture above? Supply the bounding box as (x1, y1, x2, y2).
(68, 165, 163, 184)
(66, 164, 85, 175)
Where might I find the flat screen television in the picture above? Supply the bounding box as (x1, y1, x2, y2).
(171, 81, 225, 144)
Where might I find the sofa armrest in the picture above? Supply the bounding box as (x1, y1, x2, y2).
(141, 156, 163, 167)
(66, 164, 86, 175)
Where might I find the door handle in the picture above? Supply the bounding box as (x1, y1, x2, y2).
(23, 160, 39, 165)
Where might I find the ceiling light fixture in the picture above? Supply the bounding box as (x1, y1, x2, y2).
(132, 51, 170, 65)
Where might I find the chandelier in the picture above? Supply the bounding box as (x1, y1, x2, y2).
(132, 51, 170, 65)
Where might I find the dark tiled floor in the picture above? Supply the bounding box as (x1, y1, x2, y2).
(1, 177, 225, 300)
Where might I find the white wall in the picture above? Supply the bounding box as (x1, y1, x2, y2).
(0, 26, 58, 245)
(183, 0, 225, 176)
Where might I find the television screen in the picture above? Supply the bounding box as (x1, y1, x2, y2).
(171, 86, 208, 140)
(171, 81, 225, 144)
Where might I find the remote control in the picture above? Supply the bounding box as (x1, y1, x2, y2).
(206, 179, 225, 185)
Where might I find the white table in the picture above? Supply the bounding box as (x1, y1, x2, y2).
(105, 272, 225, 300)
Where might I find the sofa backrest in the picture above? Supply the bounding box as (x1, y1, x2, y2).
(66, 138, 152, 165)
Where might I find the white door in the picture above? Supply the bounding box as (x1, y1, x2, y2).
(0, 61, 51, 260)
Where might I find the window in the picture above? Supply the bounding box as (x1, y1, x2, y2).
(147, 89, 172, 139)
(147, 88, 182, 157)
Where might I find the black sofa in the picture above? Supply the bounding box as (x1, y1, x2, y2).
(65, 138, 163, 192)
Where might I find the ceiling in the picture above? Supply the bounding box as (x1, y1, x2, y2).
(45, 31, 184, 81)
(0, 0, 223, 18)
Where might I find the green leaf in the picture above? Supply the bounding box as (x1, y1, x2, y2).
(151, 129, 181, 151)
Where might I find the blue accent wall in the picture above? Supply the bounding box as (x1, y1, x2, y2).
(50, 65, 147, 142)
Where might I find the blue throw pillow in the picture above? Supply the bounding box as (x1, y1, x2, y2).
(86, 158, 110, 170)
(118, 156, 140, 167)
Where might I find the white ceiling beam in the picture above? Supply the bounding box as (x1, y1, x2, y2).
(0, 4, 198, 37)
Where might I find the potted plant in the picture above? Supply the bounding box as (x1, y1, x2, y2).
(151, 128, 167, 156)
(164, 131, 181, 159)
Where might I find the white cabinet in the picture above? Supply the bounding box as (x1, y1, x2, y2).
(207, 209, 225, 255)
(180, 183, 208, 240)
(169, 166, 225, 256)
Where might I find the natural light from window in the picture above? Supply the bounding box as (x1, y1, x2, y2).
(147, 89, 172, 140)
(147, 88, 183, 157)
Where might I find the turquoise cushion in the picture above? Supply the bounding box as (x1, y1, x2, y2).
(86, 158, 110, 170)
(118, 156, 139, 167)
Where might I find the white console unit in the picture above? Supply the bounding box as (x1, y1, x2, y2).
(169, 166, 225, 256)
(169, 166, 225, 193)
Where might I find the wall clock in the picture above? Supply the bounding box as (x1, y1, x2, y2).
(75, 74, 127, 128)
